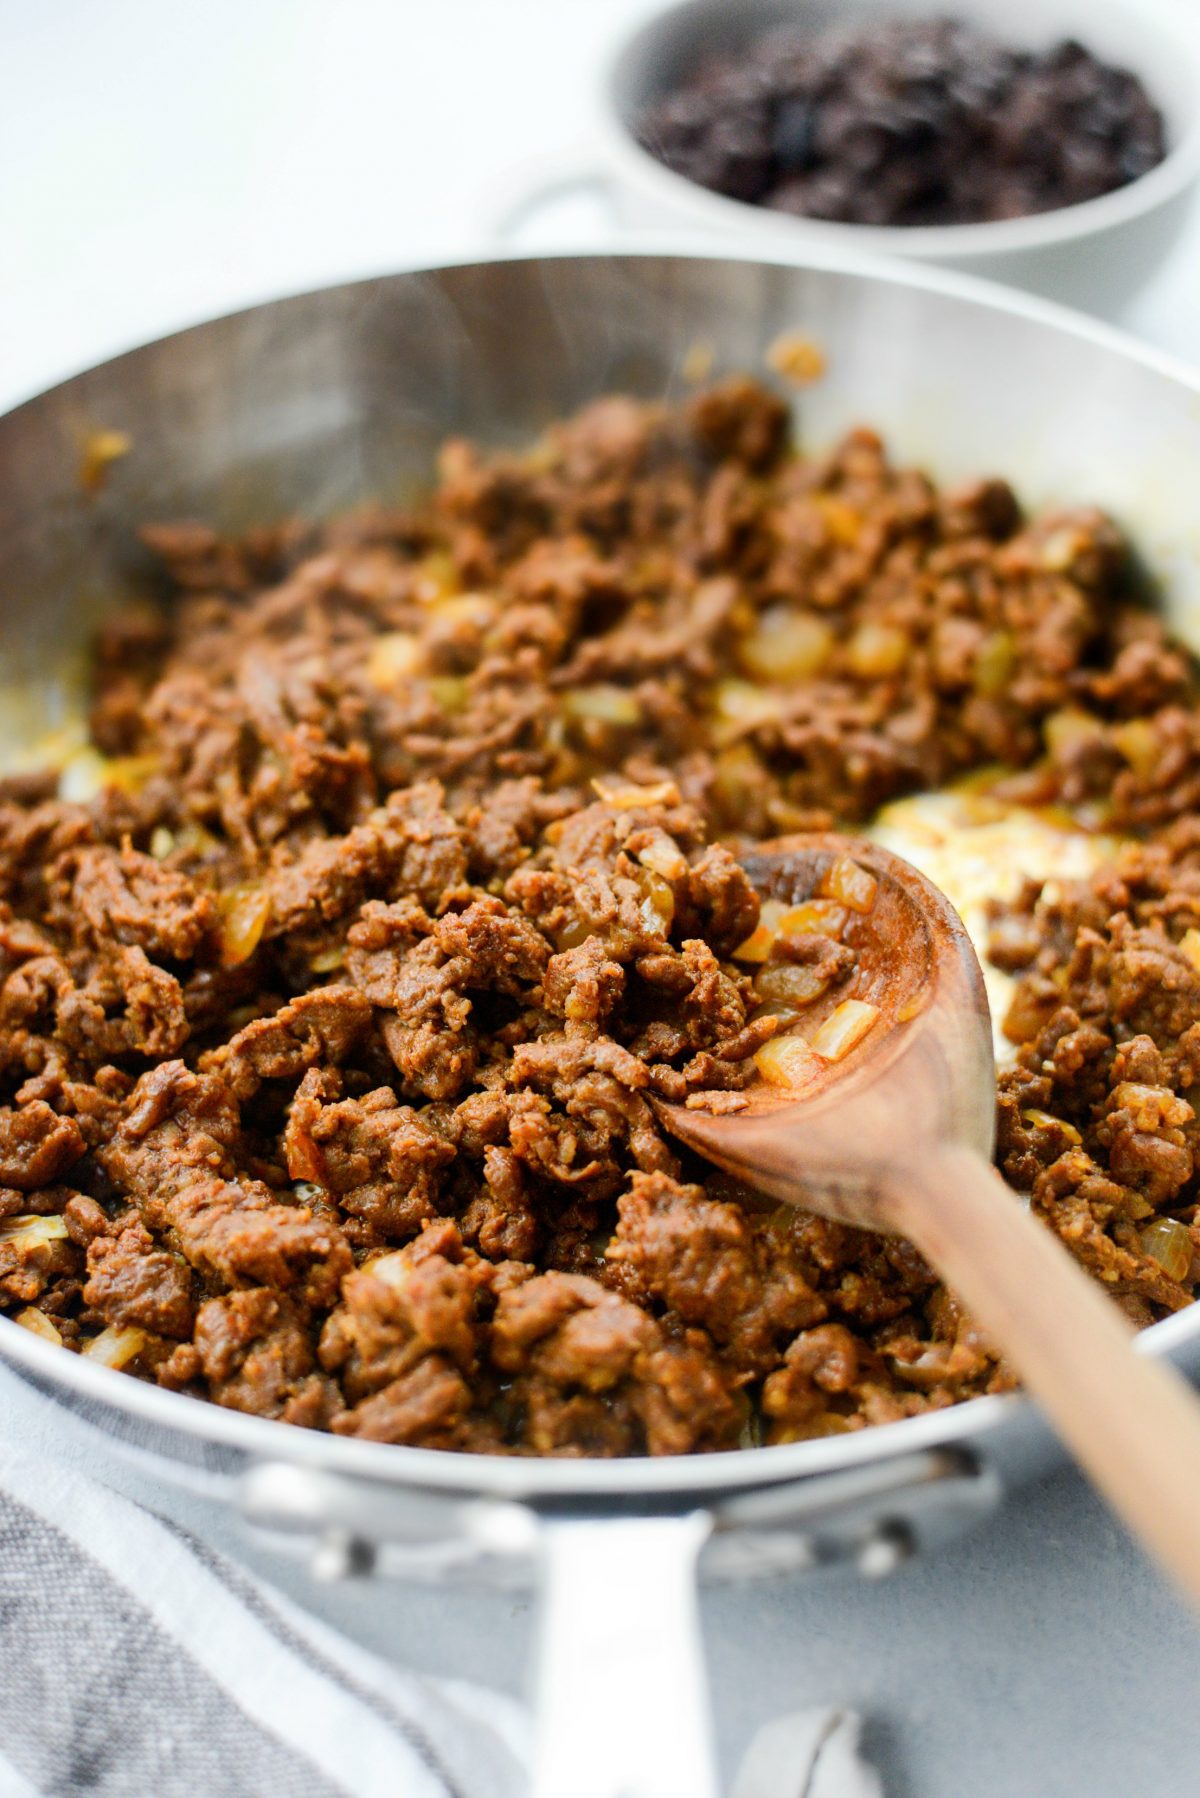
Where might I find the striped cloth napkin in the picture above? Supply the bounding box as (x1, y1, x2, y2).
(0, 1357, 880, 1798)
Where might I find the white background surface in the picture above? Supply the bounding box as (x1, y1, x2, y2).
(2, 0, 1199, 413)
(3, 2, 1200, 1794)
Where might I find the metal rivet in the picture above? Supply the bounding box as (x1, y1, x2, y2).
(857, 1521, 914, 1579)
(311, 1529, 375, 1582)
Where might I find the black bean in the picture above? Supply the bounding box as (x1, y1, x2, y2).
(633, 16, 1167, 226)
(771, 96, 814, 169)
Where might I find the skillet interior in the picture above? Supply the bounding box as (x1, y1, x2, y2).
(4, 247, 1200, 1507)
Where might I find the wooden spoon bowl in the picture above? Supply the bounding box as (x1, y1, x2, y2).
(673, 834, 994, 1224)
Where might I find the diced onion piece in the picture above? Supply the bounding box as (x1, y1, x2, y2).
(739, 610, 832, 682)
(713, 743, 767, 811)
(566, 686, 642, 726)
(681, 338, 715, 384)
(767, 332, 827, 387)
(973, 630, 1015, 697)
(0, 1215, 69, 1248)
(1002, 983, 1058, 1046)
(735, 899, 846, 968)
(813, 495, 861, 545)
(1181, 928, 1200, 974)
(1043, 707, 1104, 757)
(83, 1326, 148, 1369)
(430, 592, 497, 628)
(775, 900, 849, 944)
(1036, 803, 1086, 833)
(733, 898, 789, 962)
(309, 945, 345, 973)
(1040, 527, 1086, 572)
(754, 1035, 821, 1088)
(215, 885, 271, 967)
(1020, 1107, 1082, 1145)
(149, 825, 175, 860)
(637, 870, 675, 935)
(176, 820, 220, 857)
(369, 1251, 413, 1293)
(811, 1414, 854, 1438)
(713, 680, 784, 731)
(750, 1003, 804, 1033)
(58, 748, 159, 804)
(14, 1307, 63, 1345)
(817, 855, 877, 914)
(754, 961, 836, 1009)
(636, 837, 689, 882)
(1076, 798, 1114, 831)
(778, 1412, 853, 1443)
(367, 631, 422, 688)
(1139, 1217, 1193, 1284)
(555, 916, 594, 952)
(428, 675, 468, 712)
(590, 776, 678, 809)
(413, 550, 458, 602)
(1111, 719, 1158, 778)
(846, 622, 908, 678)
(80, 428, 132, 495)
(1108, 1081, 1192, 1129)
(811, 999, 880, 1062)
(521, 434, 561, 474)
(109, 754, 159, 792)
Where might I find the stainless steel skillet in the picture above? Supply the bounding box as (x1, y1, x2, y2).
(3, 249, 1200, 1798)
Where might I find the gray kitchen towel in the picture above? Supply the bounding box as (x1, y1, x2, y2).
(0, 1358, 880, 1798)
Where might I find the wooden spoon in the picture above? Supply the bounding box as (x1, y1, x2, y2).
(660, 832, 1200, 1607)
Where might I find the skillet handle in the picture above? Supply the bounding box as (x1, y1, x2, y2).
(532, 1511, 717, 1798)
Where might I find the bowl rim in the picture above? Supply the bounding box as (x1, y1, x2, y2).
(602, 0, 1200, 258)
(3, 239, 1200, 1502)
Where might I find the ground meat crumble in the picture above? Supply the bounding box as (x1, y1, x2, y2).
(2, 376, 1198, 1456)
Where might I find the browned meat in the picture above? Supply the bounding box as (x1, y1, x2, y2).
(331, 1355, 478, 1447)
(3, 376, 1199, 1457)
(0, 1208, 80, 1306)
(490, 1268, 744, 1455)
(193, 1288, 339, 1423)
(61, 846, 213, 960)
(284, 1069, 453, 1246)
(0, 1102, 85, 1190)
(83, 1217, 196, 1338)
(208, 987, 373, 1100)
(319, 1220, 497, 1446)
(608, 1171, 827, 1370)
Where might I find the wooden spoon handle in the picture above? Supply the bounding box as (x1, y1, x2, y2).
(885, 1145, 1200, 1609)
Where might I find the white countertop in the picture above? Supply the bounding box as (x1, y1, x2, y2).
(3, 4, 1200, 1794)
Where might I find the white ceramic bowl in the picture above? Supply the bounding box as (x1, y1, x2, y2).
(591, 0, 1200, 315)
